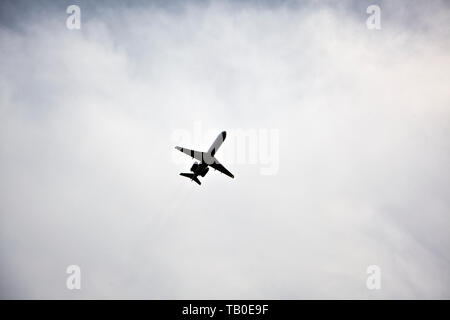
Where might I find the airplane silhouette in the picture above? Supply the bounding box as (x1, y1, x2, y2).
(175, 131, 234, 185)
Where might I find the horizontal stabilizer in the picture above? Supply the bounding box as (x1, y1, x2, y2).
(179, 173, 201, 185)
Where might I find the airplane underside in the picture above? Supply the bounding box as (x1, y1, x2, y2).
(175, 131, 234, 186)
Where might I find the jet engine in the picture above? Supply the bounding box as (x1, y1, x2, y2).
(190, 162, 209, 177)
(200, 167, 209, 177)
(190, 162, 199, 172)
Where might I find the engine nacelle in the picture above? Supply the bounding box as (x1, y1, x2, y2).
(190, 162, 199, 172)
(190, 162, 209, 177)
(200, 167, 209, 177)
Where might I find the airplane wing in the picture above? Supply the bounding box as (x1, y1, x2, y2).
(175, 146, 204, 162)
(210, 157, 234, 179)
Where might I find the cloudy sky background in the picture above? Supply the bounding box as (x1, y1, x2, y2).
(0, 0, 449, 299)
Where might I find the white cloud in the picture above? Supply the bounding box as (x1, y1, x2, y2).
(0, 0, 449, 298)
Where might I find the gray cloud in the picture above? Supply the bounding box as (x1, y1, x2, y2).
(0, 0, 449, 299)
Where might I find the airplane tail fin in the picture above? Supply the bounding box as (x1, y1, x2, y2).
(179, 173, 201, 185)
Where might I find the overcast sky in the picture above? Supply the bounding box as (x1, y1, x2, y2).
(0, 0, 449, 299)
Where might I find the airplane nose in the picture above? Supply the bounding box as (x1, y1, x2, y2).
(221, 131, 226, 140)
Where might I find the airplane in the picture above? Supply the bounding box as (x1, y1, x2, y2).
(175, 131, 234, 185)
